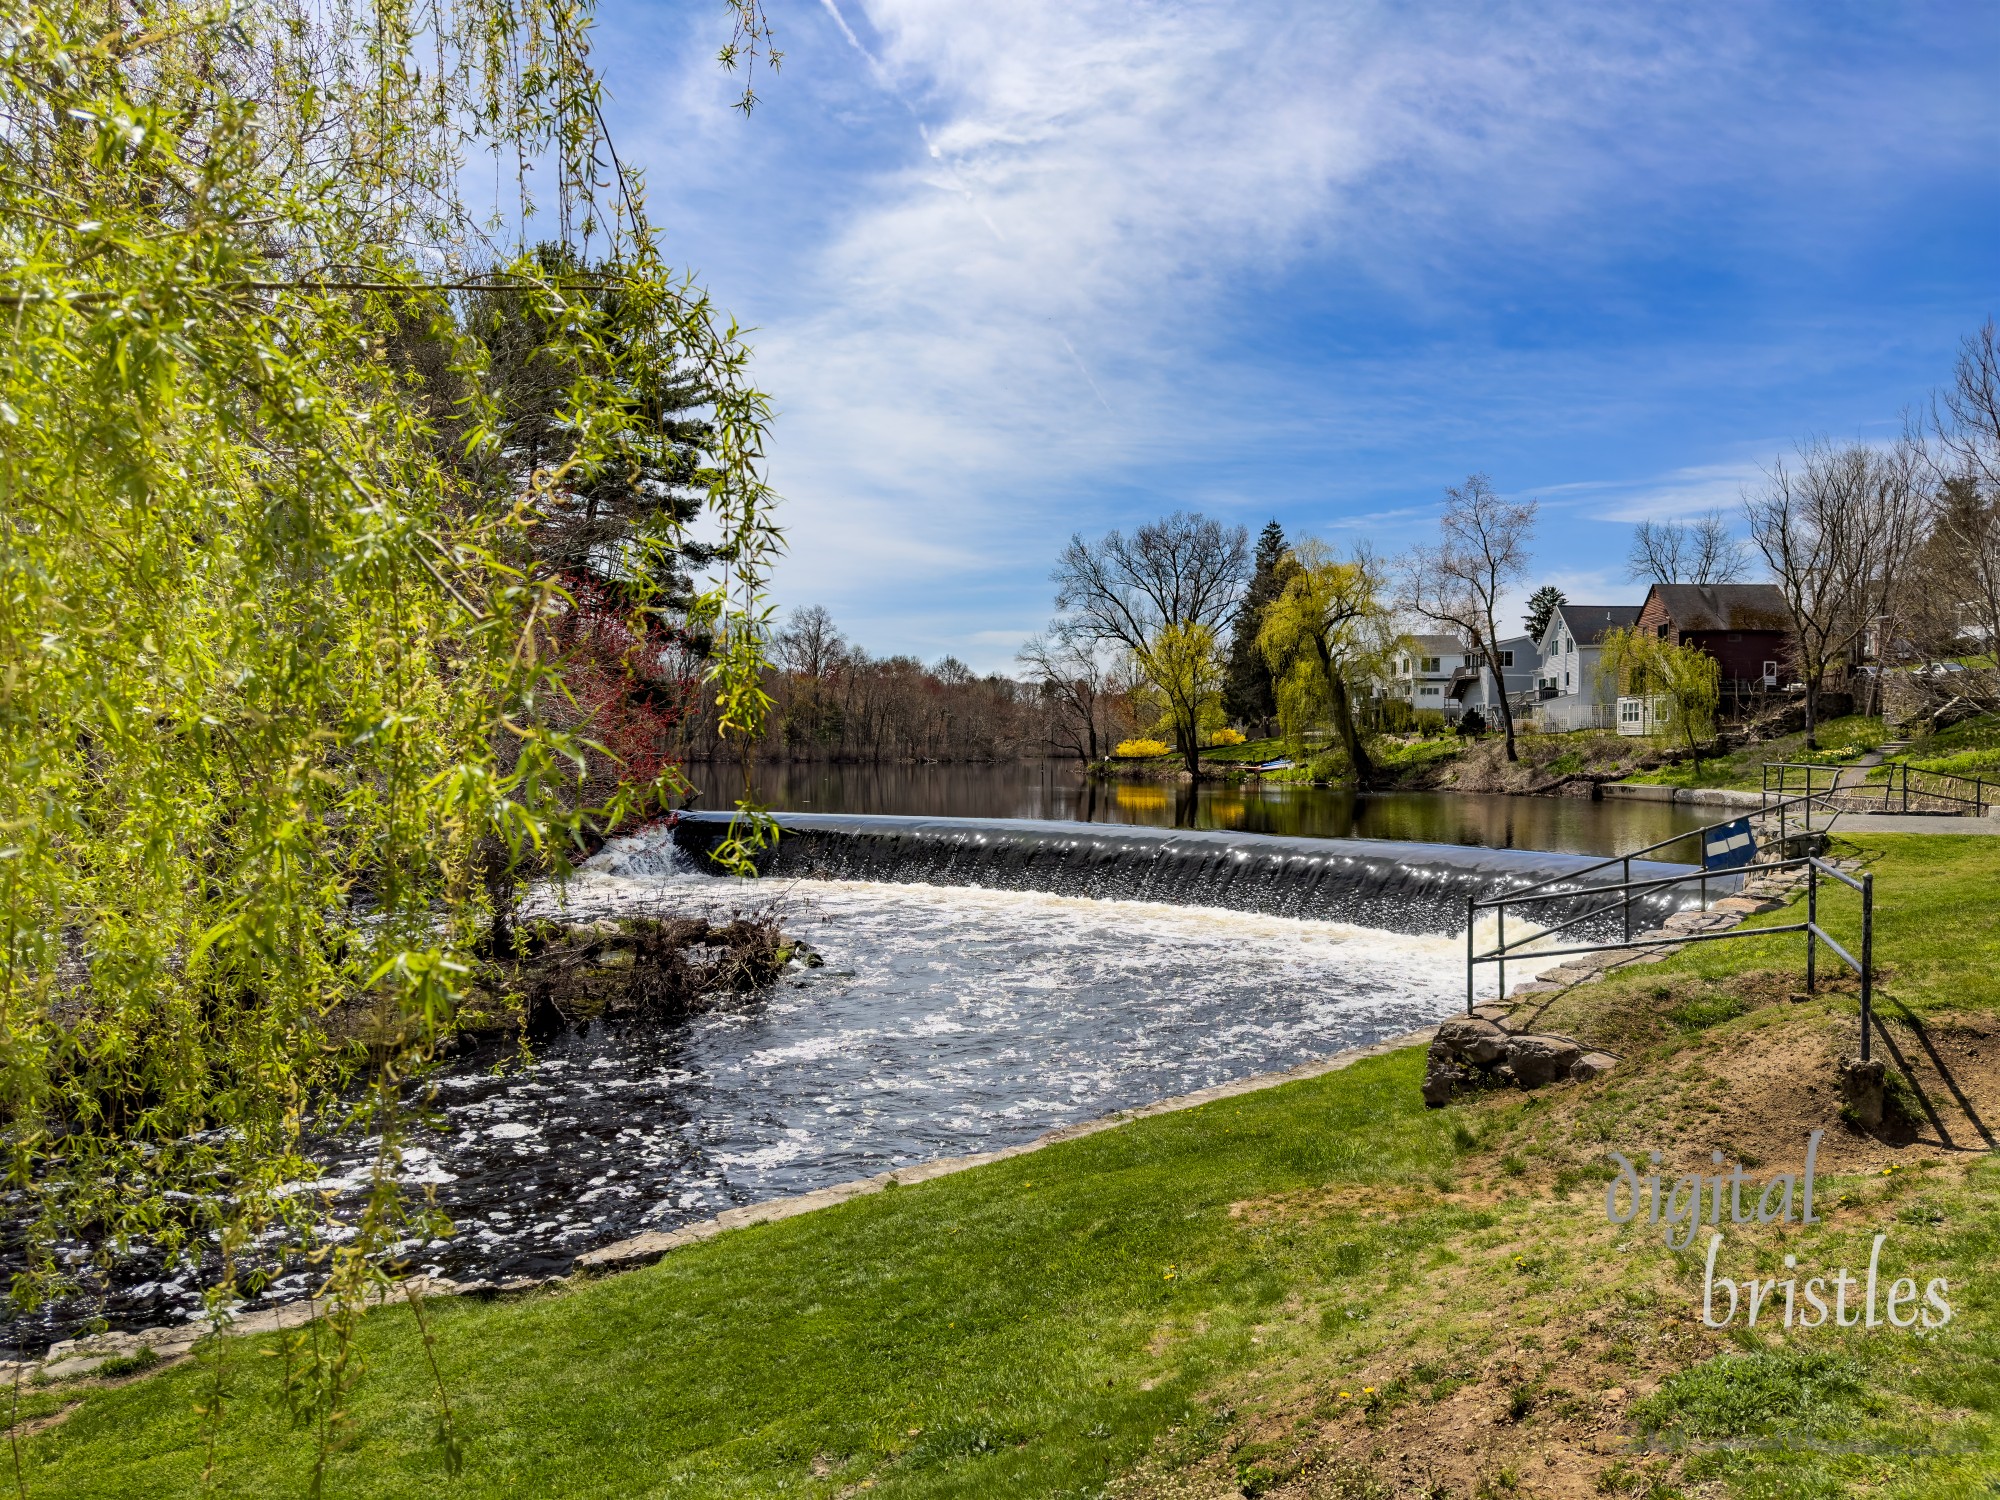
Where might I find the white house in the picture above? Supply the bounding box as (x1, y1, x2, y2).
(1382, 632, 1472, 719)
(1449, 634, 1542, 722)
(1533, 603, 1642, 731)
(1380, 632, 1541, 724)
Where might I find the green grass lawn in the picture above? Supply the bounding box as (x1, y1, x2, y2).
(1621, 716, 1890, 791)
(1591, 833, 2000, 1019)
(1888, 712, 2000, 781)
(21, 1056, 1472, 1497)
(21, 836, 2000, 1498)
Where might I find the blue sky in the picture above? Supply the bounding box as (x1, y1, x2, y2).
(592, 0, 2000, 671)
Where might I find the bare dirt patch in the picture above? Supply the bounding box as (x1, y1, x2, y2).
(1115, 986, 2000, 1499)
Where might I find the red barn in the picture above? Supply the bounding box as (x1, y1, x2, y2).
(1634, 583, 1796, 691)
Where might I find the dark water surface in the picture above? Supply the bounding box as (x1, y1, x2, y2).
(685, 759, 1711, 857)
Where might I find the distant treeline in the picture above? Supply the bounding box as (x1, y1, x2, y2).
(674, 606, 1104, 762)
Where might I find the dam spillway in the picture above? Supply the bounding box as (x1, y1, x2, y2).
(9, 809, 1720, 1347)
(662, 811, 1717, 938)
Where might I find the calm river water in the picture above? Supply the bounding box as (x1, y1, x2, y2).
(684, 759, 1709, 857)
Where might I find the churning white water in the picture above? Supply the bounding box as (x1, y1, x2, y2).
(341, 859, 1554, 1288)
(9, 840, 1569, 1345)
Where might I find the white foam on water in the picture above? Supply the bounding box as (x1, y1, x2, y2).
(30, 831, 1603, 1343)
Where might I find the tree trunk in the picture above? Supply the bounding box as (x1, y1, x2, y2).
(1803, 672, 1820, 751)
(1328, 670, 1374, 783)
(1484, 628, 1519, 761)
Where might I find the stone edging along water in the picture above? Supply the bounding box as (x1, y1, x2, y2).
(571, 1024, 1439, 1274)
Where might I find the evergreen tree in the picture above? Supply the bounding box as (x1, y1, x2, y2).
(1524, 584, 1568, 644)
(1224, 520, 1287, 732)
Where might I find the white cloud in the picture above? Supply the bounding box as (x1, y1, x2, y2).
(598, 0, 1991, 669)
(1540, 461, 1772, 525)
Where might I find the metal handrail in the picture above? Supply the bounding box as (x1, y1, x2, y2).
(1766, 758, 1989, 815)
(1465, 853, 1875, 1062)
(1475, 784, 1837, 910)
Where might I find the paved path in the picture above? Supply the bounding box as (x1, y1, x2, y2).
(1823, 812, 2000, 835)
(1817, 741, 1998, 831)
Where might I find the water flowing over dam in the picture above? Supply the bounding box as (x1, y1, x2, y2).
(655, 811, 1717, 938)
(7, 811, 1720, 1349)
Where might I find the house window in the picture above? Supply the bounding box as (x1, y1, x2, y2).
(1419, 687, 1440, 697)
(1564, 671, 1571, 687)
(1420, 656, 1440, 672)
(1762, 660, 1778, 685)
(1656, 623, 1670, 640)
(1498, 650, 1514, 667)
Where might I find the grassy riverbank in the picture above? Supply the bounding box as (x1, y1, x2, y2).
(1109, 714, 1904, 799)
(20, 836, 2000, 1498)
(1619, 716, 1891, 792)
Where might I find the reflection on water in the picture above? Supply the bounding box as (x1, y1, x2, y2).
(686, 760, 1709, 857)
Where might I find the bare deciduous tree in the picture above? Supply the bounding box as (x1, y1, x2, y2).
(1625, 509, 1750, 585)
(1932, 320, 2000, 493)
(1400, 475, 1537, 762)
(1743, 440, 1913, 747)
(1853, 439, 1929, 717)
(1017, 633, 1131, 764)
(773, 605, 850, 750)
(1052, 511, 1250, 776)
(1907, 322, 2000, 717)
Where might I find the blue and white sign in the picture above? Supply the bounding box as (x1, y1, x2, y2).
(1702, 817, 1757, 870)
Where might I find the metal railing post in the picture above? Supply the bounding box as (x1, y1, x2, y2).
(1497, 904, 1506, 1000)
(1902, 763, 1909, 814)
(1466, 895, 1475, 1014)
(1860, 873, 1874, 1064)
(1621, 856, 1632, 942)
(1805, 860, 1817, 994)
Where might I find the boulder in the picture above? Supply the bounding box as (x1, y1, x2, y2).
(1420, 1062, 1461, 1110)
(1570, 1052, 1617, 1082)
(1435, 1015, 1505, 1044)
(1422, 1018, 1601, 1104)
(1435, 1015, 1509, 1064)
(1505, 1035, 1582, 1089)
(1839, 1055, 1887, 1130)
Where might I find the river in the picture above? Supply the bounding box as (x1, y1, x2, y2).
(682, 759, 1710, 856)
(7, 764, 1709, 1349)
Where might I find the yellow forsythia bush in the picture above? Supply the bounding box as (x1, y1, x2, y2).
(1208, 727, 1247, 746)
(1115, 738, 1172, 758)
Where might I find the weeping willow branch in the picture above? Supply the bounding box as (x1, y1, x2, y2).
(0, 0, 780, 1467)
